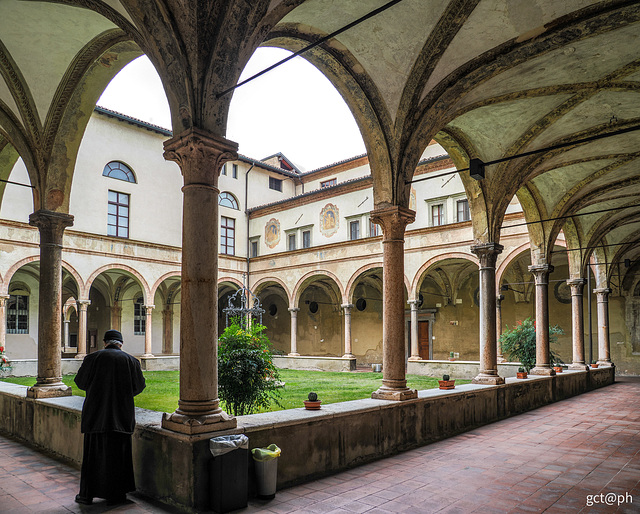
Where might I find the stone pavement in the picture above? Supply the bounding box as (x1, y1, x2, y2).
(0, 378, 638, 513)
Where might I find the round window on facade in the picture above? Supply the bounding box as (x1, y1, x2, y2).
(269, 304, 277, 316)
(309, 301, 319, 314)
(356, 298, 367, 311)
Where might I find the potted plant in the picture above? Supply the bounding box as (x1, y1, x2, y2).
(438, 374, 455, 390)
(304, 391, 322, 410)
(590, 360, 598, 369)
(516, 367, 528, 379)
(552, 364, 563, 373)
(499, 318, 563, 374)
(448, 351, 456, 361)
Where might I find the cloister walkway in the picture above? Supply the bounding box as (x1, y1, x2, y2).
(0, 377, 637, 513)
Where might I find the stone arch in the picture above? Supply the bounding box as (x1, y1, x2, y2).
(1, 255, 40, 295)
(412, 252, 478, 300)
(151, 270, 181, 300)
(293, 270, 345, 309)
(252, 276, 292, 305)
(345, 262, 383, 304)
(85, 263, 151, 304)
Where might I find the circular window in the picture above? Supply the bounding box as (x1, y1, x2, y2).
(309, 301, 319, 313)
(269, 304, 277, 316)
(356, 298, 367, 311)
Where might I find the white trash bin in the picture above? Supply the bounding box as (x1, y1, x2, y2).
(251, 444, 281, 499)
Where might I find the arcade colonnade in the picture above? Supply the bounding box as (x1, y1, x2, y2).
(0, 1, 638, 437)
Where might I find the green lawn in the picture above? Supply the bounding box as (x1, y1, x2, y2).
(2, 370, 469, 414)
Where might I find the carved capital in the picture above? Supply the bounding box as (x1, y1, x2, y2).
(163, 127, 238, 187)
(593, 287, 612, 300)
(529, 264, 554, 284)
(370, 206, 415, 241)
(470, 242, 503, 268)
(28, 210, 74, 245)
(77, 299, 91, 311)
(567, 278, 586, 296)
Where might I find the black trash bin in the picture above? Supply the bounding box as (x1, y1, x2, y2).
(209, 434, 249, 513)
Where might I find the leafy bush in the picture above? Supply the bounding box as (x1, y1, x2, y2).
(499, 317, 563, 372)
(218, 320, 282, 416)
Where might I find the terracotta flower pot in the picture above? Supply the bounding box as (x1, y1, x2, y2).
(553, 366, 563, 373)
(438, 380, 455, 390)
(517, 372, 528, 379)
(303, 400, 322, 410)
(591, 363, 599, 369)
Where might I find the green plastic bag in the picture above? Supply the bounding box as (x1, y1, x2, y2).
(251, 444, 281, 461)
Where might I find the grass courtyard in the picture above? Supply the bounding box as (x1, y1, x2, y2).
(1, 370, 470, 414)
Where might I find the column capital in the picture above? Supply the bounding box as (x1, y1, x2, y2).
(470, 242, 503, 268)
(529, 263, 554, 283)
(341, 303, 354, 310)
(144, 304, 155, 312)
(288, 307, 300, 313)
(29, 210, 74, 243)
(163, 127, 238, 186)
(77, 299, 91, 307)
(496, 294, 504, 302)
(566, 278, 586, 287)
(407, 299, 420, 308)
(0, 295, 9, 305)
(593, 287, 612, 297)
(370, 205, 415, 241)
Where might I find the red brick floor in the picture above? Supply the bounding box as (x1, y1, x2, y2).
(0, 378, 638, 513)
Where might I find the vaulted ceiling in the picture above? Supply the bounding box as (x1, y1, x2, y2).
(0, 0, 638, 283)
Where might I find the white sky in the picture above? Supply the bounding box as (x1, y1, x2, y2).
(97, 48, 366, 171)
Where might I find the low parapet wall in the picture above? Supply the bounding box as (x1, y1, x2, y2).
(273, 355, 357, 372)
(0, 367, 615, 511)
(407, 359, 523, 378)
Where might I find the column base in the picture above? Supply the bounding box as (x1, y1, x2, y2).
(141, 354, 155, 358)
(74, 353, 86, 359)
(161, 410, 237, 435)
(288, 352, 300, 357)
(530, 366, 556, 376)
(497, 357, 506, 363)
(27, 383, 72, 398)
(472, 373, 505, 385)
(371, 387, 417, 401)
(569, 363, 589, 370)
(408, 356, 421, 361)
(596, 360, 613, 367)
(342, 353, 355, 359)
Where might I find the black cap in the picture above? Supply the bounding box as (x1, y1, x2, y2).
(103, 329, 123, 342)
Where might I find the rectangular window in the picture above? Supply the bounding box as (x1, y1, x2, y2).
(370, 220, 380, 237)
(7, 294, 28, 334)
(288, 233, 296, 251)
(350, 220, 360, 240)
(431, 204, 444, 226)
(302, 230, 311, 249)
(107, 190, 129, 238)
(232, 164, 238, 179)
(320, 178, 337, 188)
(221, 216, 235, 255)
(221, 163, 227, 175)
(457, 199, 470, 222)
(134, 299, 146, 335)
(251, 240, 258, 258)
(269, 177, 283, 192)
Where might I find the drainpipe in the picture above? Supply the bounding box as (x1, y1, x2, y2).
(245, 161, 256, 288)
(587, 269, 592, 364)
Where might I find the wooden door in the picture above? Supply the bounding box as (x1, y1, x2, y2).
(418, 320, 430, 359)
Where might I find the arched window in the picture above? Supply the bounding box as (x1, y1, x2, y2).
(102, 161, 136, 183)
(219, 192, 239, 209)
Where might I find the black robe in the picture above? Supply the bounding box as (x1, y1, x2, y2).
(75, 346, 146, 501)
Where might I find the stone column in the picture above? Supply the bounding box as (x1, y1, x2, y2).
(161, 128, 238, 434)
(567, 279, 589, 370)
(470, 243, 505, 385)
(371, 206, 417, 401)
(0, 295, 9, 351)
(63, 319, 70, 351)
(143, 305, 154, 357)
(110, 305, 122, 331)
(27, 210, 73, 398)
(529, 264, 555, 376)
(341, 303, 354, 358)
(75, 300, 90, 358)
(594, 288, 613, 367)
(162, 308, 173, 354)
(496, 294, 505, 363)
(408, 299, 420, 361)
(288, 307, 300, 356)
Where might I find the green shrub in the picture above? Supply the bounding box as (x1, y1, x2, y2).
(218, 320, 282, 416)
(499, 317, 563, 372)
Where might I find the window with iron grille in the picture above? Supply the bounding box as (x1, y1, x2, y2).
(269, 177, 283, 191)
(7, 295, 28, 334)
(108, 190, 129, 238)
(134, 297, 146, 335)
(221, 216, 235, 255)
(457, 199, 470, 222)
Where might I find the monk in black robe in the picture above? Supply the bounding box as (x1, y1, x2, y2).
(74, 329, 146, 505)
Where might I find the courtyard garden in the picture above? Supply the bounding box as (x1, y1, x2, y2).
(1, 370, 470, 414)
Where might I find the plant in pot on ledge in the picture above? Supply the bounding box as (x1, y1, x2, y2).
(517, 367, 528, 379)
(304, 392, 322, 410)
(439, 374, 455, 390)
(590, 360, 599, 369)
